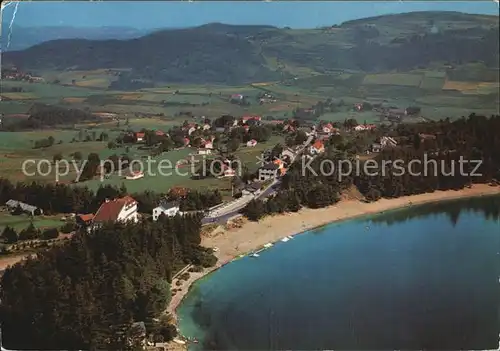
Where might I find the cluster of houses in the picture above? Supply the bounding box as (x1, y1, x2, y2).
(133, 130, 168, 143)
(352, 101, 421, 124)
(92, 112, 118, 120)
(274, 119, 376, 137)
(258, 92, 277, 105)
(183, 122, 211, 136)
(2, 67, 44, 82)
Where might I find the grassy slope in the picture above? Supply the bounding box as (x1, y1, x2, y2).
(0, 213, 63, 231)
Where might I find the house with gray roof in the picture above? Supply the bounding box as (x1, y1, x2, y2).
(5, 199, 43, 216)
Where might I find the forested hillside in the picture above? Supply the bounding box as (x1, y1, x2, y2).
(0, 216, 216, 349)
(4, 12, 498, 84)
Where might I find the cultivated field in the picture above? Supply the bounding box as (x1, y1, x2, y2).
(362, 73, 423, 86)
(419, 76, 446, 90)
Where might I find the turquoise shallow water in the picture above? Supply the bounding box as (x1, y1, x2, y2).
(178, 195, 500, 350)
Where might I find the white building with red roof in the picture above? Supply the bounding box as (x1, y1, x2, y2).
(135, 132, 145, 142)
(241, 115, 262, 123)
(322, 123, 334, 134)
(92, 196, 139, 227)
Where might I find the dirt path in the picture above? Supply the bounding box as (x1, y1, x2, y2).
(0, 253, 30, 272)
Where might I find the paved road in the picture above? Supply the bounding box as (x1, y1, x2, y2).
(199, 133, 314, 226)
(202, 179, 281, 225)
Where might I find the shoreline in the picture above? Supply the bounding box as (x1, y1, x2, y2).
(166, 184, 500, 343)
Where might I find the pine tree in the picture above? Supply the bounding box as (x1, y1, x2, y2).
(2, 226, 18, 244)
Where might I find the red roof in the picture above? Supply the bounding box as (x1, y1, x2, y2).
(135, 132, 145, 139)
(155, 130, 165, 136)
(93, 196, 136, 223)
(77, 213, 94, 222)
(313, 140, 325, 149)
(169, 187, 189, 197)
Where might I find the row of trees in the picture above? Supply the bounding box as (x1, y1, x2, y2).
(3, 104, 98, 131)
(179, 189, 223, 211)
(0, 178, 130, 214)
(1, 223, 59, 243)
(0, 176, 224, 216)
(1, 215, 217, 349)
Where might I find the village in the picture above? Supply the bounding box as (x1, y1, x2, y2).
(0, 105, 419, 252)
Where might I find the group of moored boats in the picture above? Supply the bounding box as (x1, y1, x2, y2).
(249, 236, 294, 258)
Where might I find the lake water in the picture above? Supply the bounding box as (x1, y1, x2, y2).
(178, 195, 500, 350)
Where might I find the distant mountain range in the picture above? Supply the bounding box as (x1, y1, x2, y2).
(1, 25, 157, 51)
(4, 12, 499, 85)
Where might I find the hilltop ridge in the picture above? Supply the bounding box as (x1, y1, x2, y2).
(4, 11, 499, 84)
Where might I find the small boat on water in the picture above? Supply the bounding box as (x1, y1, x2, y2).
(250, 253, 260, 258)
(281, 237, 290, 242)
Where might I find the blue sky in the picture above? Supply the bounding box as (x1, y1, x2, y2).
(1, 1, 498, 29)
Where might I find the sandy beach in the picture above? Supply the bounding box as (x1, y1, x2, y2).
(167, 184, 500, 323)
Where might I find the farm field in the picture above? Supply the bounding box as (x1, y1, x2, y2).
(1, 63, 498, 187)
(96, 117, 180, 131)
(419, 76, 446, 90)
(79, 147, 194, 193)
(40, 68, 118, 89)
(3, 64, 498, 126)
(1, 81, 107, 100)
(362, 73, 423, 86)
(0, 128, 129, 182)
(78, 135, 285, 193)
(320, 111, 381, 124)
(234, 135, 285, 172)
